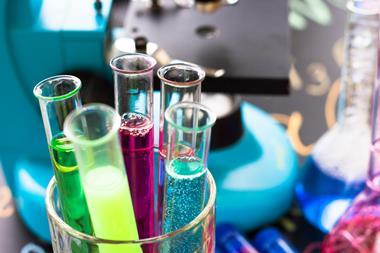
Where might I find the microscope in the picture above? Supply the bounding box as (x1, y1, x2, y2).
(0, 0, 296, 241)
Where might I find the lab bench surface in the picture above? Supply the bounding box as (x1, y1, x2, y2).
(0, 1, 347, 252)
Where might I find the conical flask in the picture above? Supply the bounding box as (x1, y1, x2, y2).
(322, 86, 380, 252)
(295, 0, 380, 232)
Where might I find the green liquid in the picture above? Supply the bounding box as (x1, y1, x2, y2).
(83, 166, 142, 253)
(50, 134, 94, 252)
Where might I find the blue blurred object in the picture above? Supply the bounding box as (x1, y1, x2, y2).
(252, 227, 299, 253)
(215, 245, 225, 253)
(216, 224, 259, 253)
(0, 0, 113, 241)
(208, 102, 298, 230)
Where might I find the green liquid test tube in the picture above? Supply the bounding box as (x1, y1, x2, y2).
(64, 104, 141, 253)
(34, 76, 93, 253)
(50, 134, 93, 234)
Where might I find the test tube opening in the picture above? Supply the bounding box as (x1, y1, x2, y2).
(158, 63, 206, 87)
(33, 75, 81, 101)
(63, 104, 121, 146)
(165, 102, 216, 133)
(110, 53, 157, 74)
(164, 102, 216, 175)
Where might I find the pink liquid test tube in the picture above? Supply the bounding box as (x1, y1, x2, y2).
(110, 53, 157, 239)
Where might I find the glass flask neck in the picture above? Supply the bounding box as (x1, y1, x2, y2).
(337, 5, 379, 127)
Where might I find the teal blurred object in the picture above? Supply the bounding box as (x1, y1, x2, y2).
(0, 0, 113, 242)
(208, 102, 298, 230)
(0, 0, 296, 242)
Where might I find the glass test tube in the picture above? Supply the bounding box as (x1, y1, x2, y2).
(64, 104, 141, 253)
(110, 53, 156, 238)
(162, 102, 215, 252)
(216, 224, 259, 253)
(157, 63, 205, 227)
(33, 76, 93, 250)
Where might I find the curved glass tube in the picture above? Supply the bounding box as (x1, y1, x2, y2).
(33, 76, 93, 253)
(158, 63, 205, 151)
(110, 53, 156, 238)
(162, 102, 216, 252)
(157, 63, 205, 229)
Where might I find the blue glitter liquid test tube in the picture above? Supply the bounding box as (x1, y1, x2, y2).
(216, 224, 259, 253)
(162, 102, 216, 252)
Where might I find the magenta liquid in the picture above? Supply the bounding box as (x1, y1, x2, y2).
(322, 186, 380, 253)
(119, 113, 155, 239)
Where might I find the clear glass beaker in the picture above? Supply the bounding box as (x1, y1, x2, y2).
(162, 102, 216, 251)
(110, 53, 156, 239)
(45, 165, 216, 253)
(33, 75, 94, 246)
(63, 104, 140, 253)
(157, 63, 205, 230)
(295, 0, 380, 232)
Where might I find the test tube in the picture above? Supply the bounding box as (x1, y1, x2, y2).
(161, 102, 215, 252)
(216, 224, 259, 253)
(157, 63, 205, 227)
(64, 104, 141, 253)
(163, 102, 215, 231)
(33, 76, 93, 251)
(110, 53, 156, 238)
(251, 227, 299, 253)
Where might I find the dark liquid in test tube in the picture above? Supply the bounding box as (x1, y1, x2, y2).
(119, 112, 155, 239)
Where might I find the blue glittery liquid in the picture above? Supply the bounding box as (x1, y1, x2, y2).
(162, 156, 206, 252)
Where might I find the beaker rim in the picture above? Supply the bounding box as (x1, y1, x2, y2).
(63, 103, 121, 148)
(157, 62, 206, 87)
(165, 102, 217, 133)
(110, 53, 157, 74)
(33, 75, 81, 102)
(45, 170, 216, 244)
